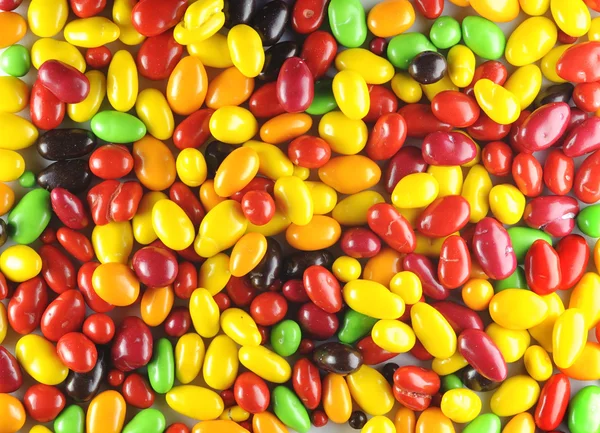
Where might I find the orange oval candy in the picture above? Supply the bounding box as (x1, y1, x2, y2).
(133, 135, 176, 191)
(0, 183, 15, 216)
(286, 215, 341, 251)
(260, 113, 313, 145)
(206, 66, 254, 109)
(167, 56, 208, 115)
(0, 12, 27, 48)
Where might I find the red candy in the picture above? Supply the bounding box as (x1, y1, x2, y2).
(574, 149, 600, 203)
(432, 301, 484, 333)
(398, 104, 452, 138)
(57, 332, 98, 373)
(292, 0, 328, 34)
(89, 144, 134, 180)
(277, 57, 314, 112)
(38, 60, 90, 104)
(173, 261, 197, 300)
(249, 292, 288, 326)
(288, 135, 332, 168)
(23, 384, 66, 423)
(30, 80, 65, 130)
(123, 373, 155, 409)
(132, 245, 179, 288)
(137, 30, 183, 80)
(403, 253, 449, 300)
(393, 366, 440, 411)
(57, 227, 95, 262)
(384, 146, 428, 193)
(77, 262, 114, 313)
(249, 82, 286, 118)
(535, 373, 570, 431)
(544, 149, 574, 196)
(458, 329, 508, 382)
(41, 289, 86, 342)
(131, 0, 187, 37)
(300, 31, 337, 79)
(356, 336, 397, 365)
(340, 227, 381, 259)
(367, 203, 416, 254)
(83, 313, 115, 345)
(365, 113, 406, 161)
(293, 358, 322, 410)
(303, 265, 342, 314)
(465, 60, 508, 97)
(514, 102, 571, 152)
(556, 235, 590, 291)
(7, 277, 49, 335)
(298, 302, 338, 340)
(69, 0, 106, 17)
(51, 187, 89, 229)
(173, 109, 214, 150)
(523, 195, 579, 237)
(512, 153, 543, 197)
(525, 239, 562, 295)
(563, 116, 600, 157)
(234, 372, 270, 414)
(417, 196, 470, 238)
(39, 244, 75, 294)
(556, 41, 600, 83)
(438, 236, 471, 290)
(573, 82, 600, 112)
(482, 141, 513, 176)
(414, 0, 443, 19)
(85, 46, 112, 69)
(169, 182, 206, 226)
(111, 316, 153, 372)
(431, 90, 480, 128)
(87, 180, 143, 225)
(241, 190, 276, 226)
(0, 347, 22, 393)
(364, 85, 398, 123)
(472, 217, 517, 280)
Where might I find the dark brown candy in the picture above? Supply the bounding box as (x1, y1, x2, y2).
(312, 342, 364, 374)
(37, 129, 96, 161)
(37, 160, 93, 194)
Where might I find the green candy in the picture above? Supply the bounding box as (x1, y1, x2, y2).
(507, 227, 553, 263)
(577, 204, 600, 238)
(91, 110, 147, 144)
(148, 338, 175, 394)
(387, 33, 438, 69)
(441, 374, 463, 391)
(306, 80, 337, 116)
(338, 310, 378, 344)
(569, 386, 600, 433)
(0, 44, 31, 77)
(463, 414, 501, 433)
(430, 16, 462, 49)
(462, 16, 506, 60)
(7, 189, 51, 244)
(18, 170, 36, 188)
(273, 386, 311, 433)
(123, 408, 166, 433)
(493, 266, 528, 292)
(328, 0, 367, 48)
(271, 320, 302, 357)
(54, 405, 85, 433)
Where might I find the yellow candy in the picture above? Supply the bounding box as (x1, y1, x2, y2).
(133, 191, 167, 245)
(305, 181, 338, 215)
(68, 70, 106, 123)
(489, 184, 526, 225)
(371, 319, 416, 353)
(318, 155, 381, 195)
(486, 323, 530, 363)
(411, 302, 457, 359)
(92, 262, 140, 306)
(286, 215, 341, 251)
(86, 391, 126, 433)
(391, 72, 423, 103)
(462, 164, 493, 223)
(176, 148, 208, 188)
(319, 111, 368, 155)
(227, 24, 264, 78)
(113, 0, 145, 45)
(441, 388, 481, 424)
(346, 365, 394, 416)
(175, 333, 205, 385)
(260, 113, 311, 145)
(166, 386, 224, 421)
(203, 335, 239, 390)
(296, 165, 310, 180)
(504, 64, 543, 109)
(332, 256, 362, 283)
(188, 33, 233, 68)
(343, 279, 405, 319)
(332, 191, 384, 226)
(432, 352, 469, 376)
(552, 308, 586, 369)
(503, 413, 536, 433)
(550, 0, 591, 38)
(219, 407, 250, 423)
(29, 426, 52, 433)
(174, 0, 225, 45)
(91, 221, 133, 264)
(474, 79, 521, 125)
(15, 335, 68, 385)
(568, 272, 600, 329)
(64, 17, 120, 48)
(362, 416, 396, 433)
(0, 113, 38, 150)
(199, 253, 231, 296)
(141, 285, 174, 327)
(335, 48, 395, 84)
(0, 245, 42, 282)
(239, 345, 291, 383)
(0, 394, 25, 433)
(427, 165, 463, 197)
(210, 106, 258, 145)
(136, 89, 174, 140)
(152, 199, 195, 251)
(247, 209, 291, 237)
(447, 45, 476, 88)
(505, 17, 557, 66)
(28, 0, 68, 37)
(470, 0, 520, 22)
(589, 17, 600, 41)
(519, 0, 549, 15)
(490, 289, 548, 330)
(107, 50, 138, 112)
(31, 38, 86, 72)
(524, 345, 553, 381)
(490, 375, 540, 417)
(332, 70, 370, 120)
(392, 173, 439, 209)
(190, 289, 220, 338)
(323, 373, 353, 424)
(274, 176, 314, 226)
(0, 77, 28, 113)
(529, 292, 565, 352)
(0, 303, 6, 345)
(243, 141, 294, 180)
(541, 44, 571, 83)
(0, 149, 25, 182)
(596, 240, 600, 273)
(230, 233, 267, 278)
(421, 74, 458, 101)
(221, 308, 262, 347)
(195, 200, 248, 258)
(389, 271, 422, 304)
(462, 279, 495, 311)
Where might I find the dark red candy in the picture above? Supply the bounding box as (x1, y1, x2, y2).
(472, 217, 517, 280)
(556, 41, 600, 83)
(340, 227, 381, 259)
(39, 244, 76, 294)
(393, 366, 440, 411)
(282, 279, 311, 303)
(398, 104, 452, 138)
(300, 31, 337, 79)
(30, 80, 65, 130)
(23, 384, 66, 423)
(515, 102, 571, 152)
(85, 46, 112, 69)
(41, 289, 86, 342)
(132, 246, 179, 288)
(7, 277, 48, 335)
(69, 0, 106, 17)
(367, 203, 416, 254)
(111, 316, 153, 372)
(417, 196, 470, 238)
(363, 85, 399, 124)
(292, 358, 322, 410)
(123, 373, 155, 409)
(277, 57, 314, 112)
(523, 195, 579, 237)
(226, 276, 258, 307)
(525, 239, 562, 296)
(77, 262, 114, 313)
(563, 116, 600, 157)
(173, 109, 214, 150)
(403, 253, 449, 300)
(164, 307, 192, 337)
(0, 347, 22, 393)
(467, 112, 511, 142)
(365, 113, 406, 161)
(369, 37, 387, 56)
(174, 261, 197, 300)
(51, 187, 89, 230)
(302, 265, 342, 314)
(89, 144, 134, 180)
(298, 302, 338, 340)
(38, 60, 90, 104)
(384, 146, 428, 193)
(432, 301, 483, 333)
(556, 235, 589, 291)
(291, 0, 327, 34)
(438, 237, 471, 290)
(57, 332, 98, 373)
(0, 0, 21, 10)
(131, 0, 187, 37)
(137, 30, 183, 80)
(544, 149, 574, 196)
(431, 90, 480, 128)
(458, 329, 507, 382)
(234, 372, 270, 414)
(169, 182, 206, 227)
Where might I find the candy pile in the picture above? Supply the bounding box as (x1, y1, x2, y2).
(1, 0, 600, 432)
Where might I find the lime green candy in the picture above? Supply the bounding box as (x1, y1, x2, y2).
(577, 204, 600, 238)
(273, 386, 311, 433)
(18, 170, 36, 188)
(54, 405, 85, 433)
(328, 0, 367, 48)
(338, 309, 378, 344)
(306, 80, 337, 116)
(7, 189, 51, 244)
(91, 110, 147, 144)
(271, 320, 302, 357)
(462, 16, 506, 60)
(569, 386, 600, 433)
(442, 374, 463, 391)
(387, 33, 438, 69)
(123, 408, 166, 433)
(0, 45, 31, 77)
(148, 338, 175, 394)
(463, 414, 501, 433)
(507, 227, 552, 263)
(493, 266, 528, 292)
(430, 16, 462, 49)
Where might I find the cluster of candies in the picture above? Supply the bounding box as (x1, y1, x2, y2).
(2, 0, 600, 432)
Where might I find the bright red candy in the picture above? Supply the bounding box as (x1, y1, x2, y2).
(535, 373, 570, 431)
(7, 277, 48, 335)
(514, 102, 571, 152)
(298, 302, 338, 340)
(164, 307, 192, 337)
(41, 289, 86, 342)
(432, 301, 484, 333)
(69, 0, 106, 17)
(23, 384, 66, 423)
(465, 60, 508, 97)
(467, 112, 511, 142)
(393, 366, 441, 411)
(482, 141, 513, 176)
(367, 203, 416, 254)
(543, 149, 574, 196)
(356, 336, 397, 365)
(249, 292, 288, 326)
(77, 262, 114, 313)
(87, 180, 143, 225)
(403, 253, 449, 300)
(340, 227, 381, 259)
(302, 265, 342, 314)
(85, 46, 112, 69)
(0, 0, 22, 10)
(123, 373, 155, 409)
(51, 187, 89, 230)
(525, 239, 562, 295)
(213, 292, 231, 311)
(556, 41, 600, 83)
(137, 30, 183, 80)
(131, 0, 187, 37)
(417, 196, 471, 238)
(585, 0, 600, 11)
(288, 135, 331, 168)
(234, 372, 270, 414)
(39, 244, 75, 295)
(512, 153, 544, 197)
(573, 82, 600, 112)
(38, 60, 90, 104)
(173, 109, 214, 150)
(398, 104, 452, 138)
(292, 0, 327, 33)
(365, 113, 406, 160)
(0, 347, 22, 393)
(89, 144, 134, 180)
(173, 261, 197, 300)
(56, 227, 95, 262)
(472, 217, 517, 280)
(83, 313, 115, 345)
(166, 424, 190, 433)
(107, 369, 125, 387)
(30, 80, 65, 130)
(574, 149, 600, 203)
(111, 316, 154, 372)
(556, 234, 589, 291)
(300, 31, 337, 79)
(241, 190, 276, 226)
(431, 90, 480, 127)
(57, 332, 98, 373)
(0, 272, 7, 300)
(458, 329, 507, 382)
(277, 57, 314, 113)
(523, 195, 579, 237)
(132, 245, 179, 288)
(249, 82, 286, 118)
(438, 236, 471, 290)
(414, 0, 443, 19)
(363, 85, 398, 123)
(292, 358, 322, 410)
(563, 116, 600, 157)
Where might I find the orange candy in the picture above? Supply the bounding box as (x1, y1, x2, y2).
(167, 56, 208, 115)
(206, 67, 255, 109)
(133, 135, 177, 191)
(260, 113, 313, 145)
(0, 12, 27, 48)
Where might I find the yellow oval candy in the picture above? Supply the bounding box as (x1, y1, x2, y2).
(552, 308, 587, 369)
(346, 365, 394, 416)
(568, 272, 600, 329)
(175, 333, 205, 385)
(194, 200, 248, 258)
(15, 334, 68, 385)
(166, 386, 224, 420)
(238, 345, 291, 383)
(489, 184, 526, 225)
(136, 88, 175, 141)
(64, 17, 120, 48)
(319, 111, 368, 155)
(490, 289, 548, 330)
(91, 221, 133, 264)
(505, 17, 557, 66)
(371, 319, 416, 353)
(550, 0, 591, 38)
(0, 113, 39, 150)
(332, 70, 370, 120)
(448, 45, 476, 88)
(0, 245, 42, 282)
(132, 191, 167, 245)
(221, 308, 262, 347)
(441, 388, 482, 423)
(199, 253, 231, 296)
(203, 334, 239, 390)
(524, 345, 553, 381)
(190, 288, 220, 338)
(529, 292, 565, 353)
(28, 0, 68, 37)
(504, 64, 543, 109)
(470, 0, 520, 22)
(486, 322, 530, 363)
(474, 79, 521, 125)
(392, 173, 439, 209)
(411, 302, 457, 359)
(490, 375, 540, 417)
(343, 279, 405, 319)
(335, 48, 395, 84)
(227, 24, 264, 78)
(332, 191, 385, 226)
(107, 50, 138, 112)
